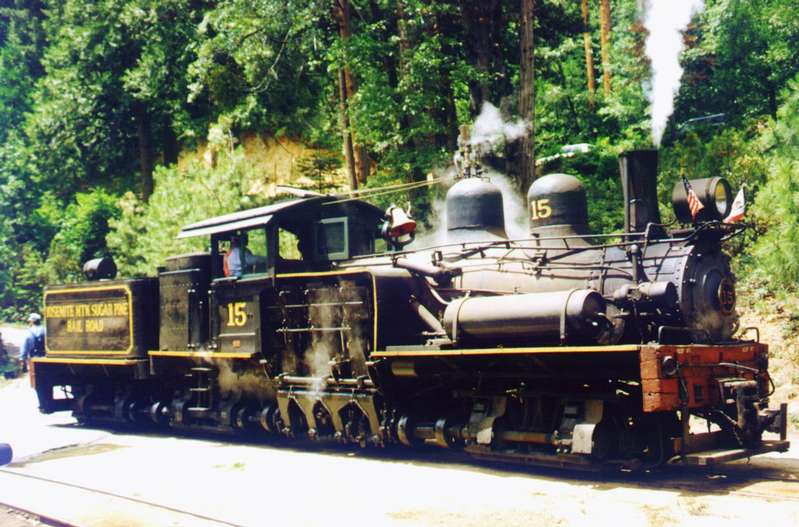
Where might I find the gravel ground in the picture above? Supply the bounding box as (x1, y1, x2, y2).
(1, 327, 798, 527)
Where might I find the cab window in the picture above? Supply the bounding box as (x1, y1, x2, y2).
(315, 217, 349, 260)
(218, 228, 268, 277)
(279, 228, 303, 260)
(247, 229, 268, 272)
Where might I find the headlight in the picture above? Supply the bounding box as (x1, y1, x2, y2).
(712, 179, 731, 216)
(671, 177, 732, 223)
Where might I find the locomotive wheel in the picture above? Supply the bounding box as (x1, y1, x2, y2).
(640, 412, 680, 465)
(590, 419, 618, 461)
(235, 405, 256, 431)
(149, 401, 169, 426)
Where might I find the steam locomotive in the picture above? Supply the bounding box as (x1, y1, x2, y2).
(31, 148, 788, 469)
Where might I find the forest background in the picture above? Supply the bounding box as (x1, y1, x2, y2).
(0, 0, 798, 326)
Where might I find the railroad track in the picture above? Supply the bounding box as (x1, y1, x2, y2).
(0, 467, 243, 527)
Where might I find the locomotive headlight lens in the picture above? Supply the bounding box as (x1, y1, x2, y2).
(712, 177, 732, 217)
(671, 176, 732, 223)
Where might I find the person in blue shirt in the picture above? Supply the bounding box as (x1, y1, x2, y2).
(223, 232, 266, 277)
(19, 312, 45, 373)
(223, 234, 250, 277)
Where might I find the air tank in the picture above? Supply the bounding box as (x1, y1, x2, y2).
(83, 256, 117, 280)
(442, 289, 608, 345)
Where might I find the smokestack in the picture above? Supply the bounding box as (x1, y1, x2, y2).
(618, 150, 663, 238)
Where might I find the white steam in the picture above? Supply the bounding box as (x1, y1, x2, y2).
(642, 0, 705, 145)
(469, 102, 528, 155)
(463, 103, 530, 241)
(215, 358, 274, 399)
(484, 169, 528, 240)
(415, 102, 530, 247)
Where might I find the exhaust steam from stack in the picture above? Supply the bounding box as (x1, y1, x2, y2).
(641, 0, 705, 146)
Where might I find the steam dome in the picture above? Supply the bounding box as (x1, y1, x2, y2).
(446, 178, 508, 240)
(527, 173, 589, 236)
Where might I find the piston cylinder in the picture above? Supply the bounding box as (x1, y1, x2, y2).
(442, 289, 607, 344)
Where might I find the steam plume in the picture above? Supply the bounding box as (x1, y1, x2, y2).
(415, 102, 530, 247)
(469, 102, 528, 156)
(642, 0, 705, 145)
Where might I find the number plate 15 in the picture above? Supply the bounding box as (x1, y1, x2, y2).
(226, 302, 249, 327)
(529, 198, 553, 221)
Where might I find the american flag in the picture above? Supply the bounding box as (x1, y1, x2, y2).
(682, 177, 704, 220)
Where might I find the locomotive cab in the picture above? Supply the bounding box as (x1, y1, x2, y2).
(179, 196, 387, 280)
(167, 196, 387, 356)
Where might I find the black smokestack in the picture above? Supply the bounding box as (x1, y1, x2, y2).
(619, 150, 663, 237)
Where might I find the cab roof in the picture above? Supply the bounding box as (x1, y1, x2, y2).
(176, 196, 382, 239)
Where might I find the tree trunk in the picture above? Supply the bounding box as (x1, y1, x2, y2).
(767, 82, 778, 118)
(134, 103, 155, 201)
(163, 123, 179, 166)
(459, 0, 504, 115)
(334, 0, 368, 186)
(338, 67, 358, 191)
(581, 0, 596, 102)
(370, 0, 399, 90)
(599, 0, 612, 96)
(519, 0, 535, 193)
(396, 0, 426, 183)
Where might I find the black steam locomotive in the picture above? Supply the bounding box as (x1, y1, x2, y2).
(31, 149, 788, 469)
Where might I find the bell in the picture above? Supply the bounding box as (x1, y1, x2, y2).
(386, 205, 416, 246)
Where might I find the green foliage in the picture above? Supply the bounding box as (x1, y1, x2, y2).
(187, 0, 331, 138)
(9, 244, 48, 320)
(107, 137, 271, 277)
(23, 0, 203, 195)
(745, 77, 799, 292)
(40, 188, 120, 284)
(1, 0, 798, 317)
(0, 185, 119, 319)
(26, 0, 142, 192)
(0, 1, 44, 144)
(535, 0, 650, 154)
(672, 0, 799, 137)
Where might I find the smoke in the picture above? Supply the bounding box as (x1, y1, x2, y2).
(303, 287, 334, 393)
(464, 103, 529, 240)
(641, 0, 705, 145)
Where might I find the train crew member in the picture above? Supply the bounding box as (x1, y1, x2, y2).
(223, 232, 266, 277)
(223, 233, 249, 277)
(19, 312, 45, 373)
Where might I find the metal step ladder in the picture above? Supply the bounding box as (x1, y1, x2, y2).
(187, 366, 215, 414)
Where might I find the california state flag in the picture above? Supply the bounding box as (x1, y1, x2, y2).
(724, 188, 746, 223)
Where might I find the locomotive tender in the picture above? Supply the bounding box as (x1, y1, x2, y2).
(31, 149, 789, 469)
